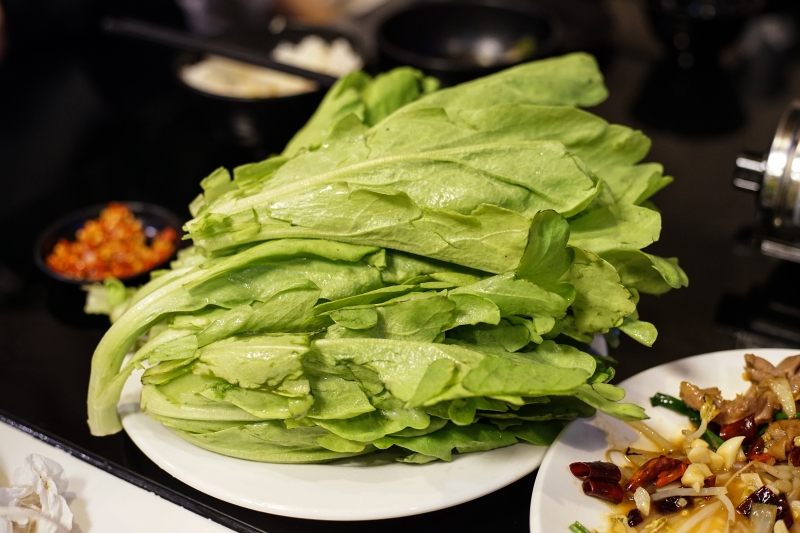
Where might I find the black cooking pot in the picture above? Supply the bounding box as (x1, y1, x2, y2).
(175, 25, 366, 152)
(377, 0, 562, 86)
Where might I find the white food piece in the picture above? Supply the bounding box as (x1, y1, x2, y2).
(740, 472, 764, 492)
(687, 445, 725, 471)
(0, 454, 73, 533)
(687, 445, 710, 464)
(708, 450, 725, 470)
(767, 479, 792, 494)
(181, 35, 362, 99)
(633, 486, 650, 516)
(768, 378, 796, 419)
(651, 486, 728, 500)
(682, 463, 712, 492)
(717, 436, 746, 469)
(792, 499, 800, 518)
(272, 36, 362, 77)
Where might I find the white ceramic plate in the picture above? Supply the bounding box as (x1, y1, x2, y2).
(529, 348, 800, 533)
(119, 369, 548, 521)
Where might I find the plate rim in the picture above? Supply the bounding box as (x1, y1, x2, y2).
(528, 347, 800, 533)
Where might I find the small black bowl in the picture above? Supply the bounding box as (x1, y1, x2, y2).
(377, 0, 562, 87)
(34, 202, 183, 328)
(175, 25, 366, 152)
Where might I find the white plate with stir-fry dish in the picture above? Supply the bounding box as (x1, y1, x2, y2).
(530, 348, 800, 533)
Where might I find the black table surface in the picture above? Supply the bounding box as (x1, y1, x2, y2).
(3, 4, 800, 532)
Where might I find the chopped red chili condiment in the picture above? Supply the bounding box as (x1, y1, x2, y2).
(46, 202, 178, 281)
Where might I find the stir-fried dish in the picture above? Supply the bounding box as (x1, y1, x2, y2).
(570, 353, 800, 533)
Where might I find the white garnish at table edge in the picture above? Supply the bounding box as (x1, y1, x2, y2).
(0, 454, 73, 533)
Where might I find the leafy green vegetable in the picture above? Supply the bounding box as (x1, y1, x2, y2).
(86, 53, 686, 465)
(282, 67, 438, 157)
(373, 422, 519, 461)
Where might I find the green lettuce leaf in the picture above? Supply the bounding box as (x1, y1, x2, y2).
(193, 334, 309, 390)
(373, 422, 518, 461)
(173, 421, 375, 463)
(88, 239, 382, 435)
(562, 247, 635, 334)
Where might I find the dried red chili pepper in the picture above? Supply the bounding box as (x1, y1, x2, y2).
(655, 461, 688, 487)
(736, 486, 793, 528)
(569, 461, 622, 483)
(779, 494, 794, 528)
(625, 455, 686, 492)
(748, 437, 766, 456)
(719, 414, 757, 445)
(581, 479, 624, 504)
(746, 437, 776, 464)
(790, 445, 800, 467)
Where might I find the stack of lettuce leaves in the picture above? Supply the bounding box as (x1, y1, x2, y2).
(86, 53, 688, 464)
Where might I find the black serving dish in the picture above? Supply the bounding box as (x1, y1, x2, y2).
(34, 202, 183, 327)
(175, 24, 366, 152)
(377, 0, 562, 87)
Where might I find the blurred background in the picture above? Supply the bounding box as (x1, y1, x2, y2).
(4, 0, 800, 350)
(4, 1, 800, 530)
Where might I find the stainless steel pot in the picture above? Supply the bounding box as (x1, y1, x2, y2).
(734, 100, 800, 230)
